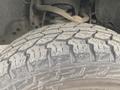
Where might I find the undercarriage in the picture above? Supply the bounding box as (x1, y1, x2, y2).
(0, 0, 120, 44)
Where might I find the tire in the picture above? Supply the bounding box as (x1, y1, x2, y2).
(0, 22, 120, 90)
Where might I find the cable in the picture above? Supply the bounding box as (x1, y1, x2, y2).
(35, 4, 89, 23)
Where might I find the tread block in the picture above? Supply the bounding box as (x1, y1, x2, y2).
(108, 40, 120, 63)
(88, 38, 114, 62)
(0, 61, 8, 77)
(26, 33, 43, 40)
(47, 23, 64, 30)
(47, 41, 70, 65)
(74, 27, 92, 31)
(59, 27, 79, 32)
(47, 41, 69, 57)
(0, 45, 8, 54)
(56, 31, 77, 40)
(113, 35, 120, 42)
(0, 45, 22, 60)
(36, 34, 58, 45)
(68, 39, 95, 62)
(1, 46, 13, 55)
(75, 31, 95, 39)
(11, 39, 27, 47)
(95, 32, 111, 40)
(61, 22, 77, 28)
(9, 52, 26, 70)
(43, 29, 62, 34)
(19, 39, 39, 51)
(77, 23, 94, 27)
(27, 46, 47, 63)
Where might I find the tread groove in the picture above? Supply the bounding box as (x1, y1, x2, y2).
(87, 40, 96, 62)
(106, 41, 116, 62)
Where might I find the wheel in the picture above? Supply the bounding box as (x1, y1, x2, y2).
(0, 22, 120, 90)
